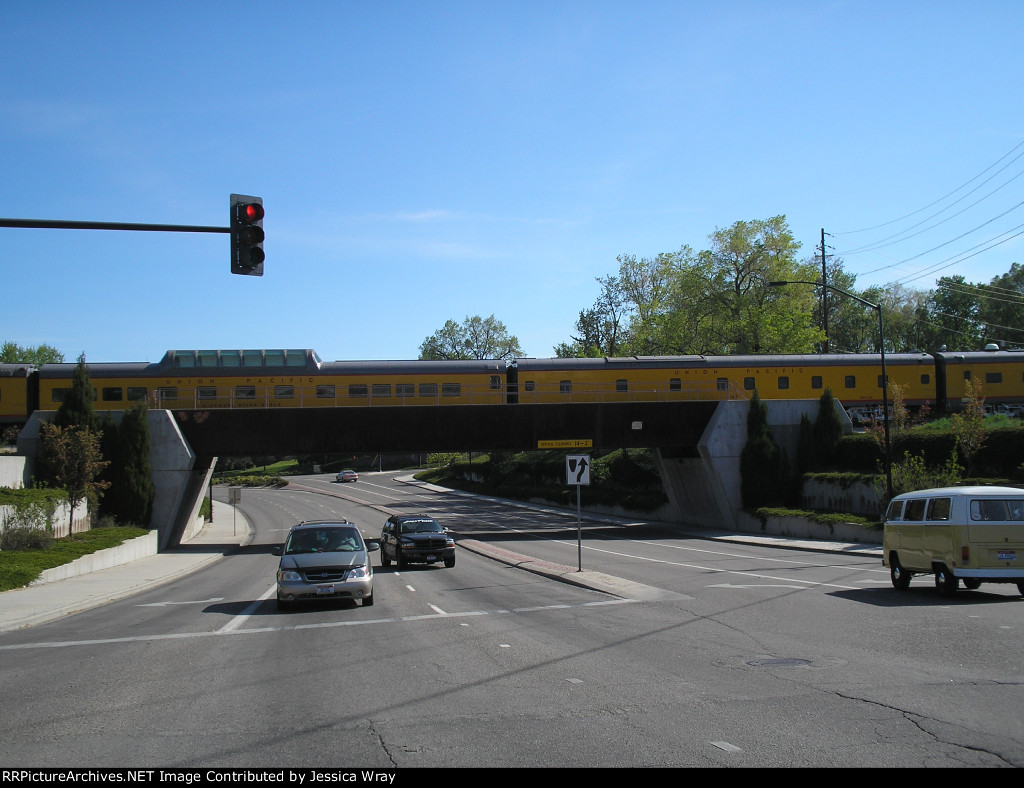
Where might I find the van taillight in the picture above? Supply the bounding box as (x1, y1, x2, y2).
(962, 546, 970, 563)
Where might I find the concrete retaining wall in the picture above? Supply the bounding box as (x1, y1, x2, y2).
(0, 455, 30, 489)
(30, 530, 158, 584)
(737, 510, 881, 545)
(802, 476, 881, 518)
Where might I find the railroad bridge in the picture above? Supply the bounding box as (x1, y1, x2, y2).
(19, 399, 827, 550)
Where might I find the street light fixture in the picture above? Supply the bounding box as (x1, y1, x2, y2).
(768, 279, 893, 500)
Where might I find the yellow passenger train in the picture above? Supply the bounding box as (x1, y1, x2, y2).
(2, 347, 1023, 426)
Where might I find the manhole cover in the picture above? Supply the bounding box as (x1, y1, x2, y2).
(746, 658, 812, 668)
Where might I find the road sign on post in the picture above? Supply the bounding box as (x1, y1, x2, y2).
(566, 454, 591, 571)
(566, 455, 590, 486)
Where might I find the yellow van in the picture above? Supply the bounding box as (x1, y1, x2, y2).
(883, 486, 1024, 596)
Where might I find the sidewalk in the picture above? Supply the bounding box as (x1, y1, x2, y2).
(0, 500, 253, 633)
(0, 491, 881, 634)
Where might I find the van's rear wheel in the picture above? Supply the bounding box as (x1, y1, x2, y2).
(963, 579, 982, 590)
(890, 558, 911, 590)
(935, 566, 958, 596)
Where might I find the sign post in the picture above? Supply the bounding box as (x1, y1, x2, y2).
(566, 455, 590, 571)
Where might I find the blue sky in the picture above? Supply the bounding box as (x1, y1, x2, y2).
(3, 1, 1022, 363)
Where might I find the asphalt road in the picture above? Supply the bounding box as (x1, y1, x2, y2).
(0, 472, 1021, 767)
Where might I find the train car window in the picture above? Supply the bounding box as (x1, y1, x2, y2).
(489, 375, 502, 390)
(963, 370, 972, 381)
(921, 374, 930, 384)
(102, 387, 123, 402)
(197, 387, 216, 400)
(670, 378, 681, 391)
(235, 386, 256, 399)
(717, 377, 729, 391)
(316, 385, 335, 399)
(744, 377, 755, 390)
(616, 379, 628, 392)
(778, 376, 789, 390)
(560, 380, 572, 394)
(348, 384, 368, 399)
(274, 385, 294, 399)
(285, 350, 307, 367)
(419, 383, 438, 397)
(372, 384, 391, 398)
(903, 499, 926, 522)
(174, 352, 195, 368)
(442, 383, 461, 397)
(265, 350, 286, 367)
(51, 388, 67, 403)
(156, 387, 177, 402)
(127, 387, 147, 401)
(220, 351, 241, 367)
(197, 351, 218, 368)
(396, 384, 414, 397)
(877, 374, 886, 389)
(242, 350, 263, 367)
(844, 375, 856, 388)
(524, 381, 535, 392)
(927, 498, 952, 521)
(986, 372, 1002, 384)
(811, 376, 822, 389)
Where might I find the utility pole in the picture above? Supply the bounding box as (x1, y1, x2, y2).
(820, 228, 829, 353)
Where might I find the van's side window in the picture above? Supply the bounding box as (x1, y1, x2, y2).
(968, 499, 1024, 521)
(885, 500, 904, 521)
(904, 499, 927, 521)
(927, 498, 951, 521)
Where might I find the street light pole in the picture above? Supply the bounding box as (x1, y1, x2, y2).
(768, 279, 893, 500)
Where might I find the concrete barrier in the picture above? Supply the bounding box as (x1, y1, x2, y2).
(30, 530, 158, 585)
(737, 510, 881, 545)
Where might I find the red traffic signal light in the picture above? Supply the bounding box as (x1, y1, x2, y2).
(230, 194, 264, 276)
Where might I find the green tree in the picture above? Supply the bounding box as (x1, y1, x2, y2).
(812, 389, 843, 469)
(740, 390, 785, 508)
(39, 421, 110, 536)
(53, 353, 96, 430)
(977, 262, 1024, 348)
(927, 275, 984, 350)
(950, 377, 986, 475)
(100, 401, 155, 526)
(0, 342, 64, 365)
(419, 315, 523, 360)
(554, 274, 628, 357)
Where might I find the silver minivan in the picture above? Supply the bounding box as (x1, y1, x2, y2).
(272, 520, 379, 610)
(883, 486, 1024, 596)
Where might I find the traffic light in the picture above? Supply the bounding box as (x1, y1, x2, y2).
(230, 194, 264, 276)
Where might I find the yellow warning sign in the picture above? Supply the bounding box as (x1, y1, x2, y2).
(537, 439, 593, 449)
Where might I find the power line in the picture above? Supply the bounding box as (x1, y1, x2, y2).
(837, 138, 1024, 236)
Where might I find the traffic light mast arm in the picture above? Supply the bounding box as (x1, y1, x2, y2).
(0, 218, 228, 232)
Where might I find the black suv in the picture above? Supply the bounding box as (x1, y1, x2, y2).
(379, 515, 456, 569)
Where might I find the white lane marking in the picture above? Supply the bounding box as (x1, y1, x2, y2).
(450, 514, 867, 590)
(429, 605, 447, 615)
(220, 586, 277, 633)
(0, 598, 636, 651)
(405, 585, 416, 593)
(137, 598, 224, 608)
(707, 584, 808, 590)
(711, 741, 742, 753)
